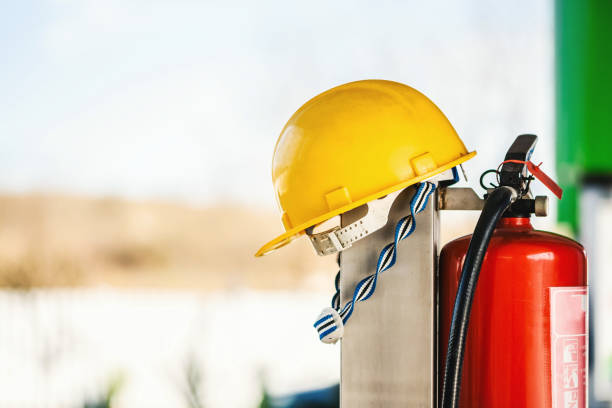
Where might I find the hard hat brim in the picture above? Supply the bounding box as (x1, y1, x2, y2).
(255, 151, 476, 257)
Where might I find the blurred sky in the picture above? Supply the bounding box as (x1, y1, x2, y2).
(0, 0, 554, 210)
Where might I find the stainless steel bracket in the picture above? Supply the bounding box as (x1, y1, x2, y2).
(339, 185, 438, 407)
(437, 187, 548, 216)
(437, 187, 485, 211)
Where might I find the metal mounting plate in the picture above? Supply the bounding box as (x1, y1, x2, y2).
(339, 185, 438, 407)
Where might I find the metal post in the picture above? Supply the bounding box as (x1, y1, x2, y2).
(340, 184, 438, 407)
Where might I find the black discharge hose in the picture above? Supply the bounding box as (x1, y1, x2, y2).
(441, 186, 517, 408)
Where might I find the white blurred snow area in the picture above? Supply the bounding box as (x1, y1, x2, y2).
(0, 289, 340, 407)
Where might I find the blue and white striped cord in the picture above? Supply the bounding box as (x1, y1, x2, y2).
(313, 181, 437, 344)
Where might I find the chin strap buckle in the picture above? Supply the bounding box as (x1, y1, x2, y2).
(308, 226, 347, 255)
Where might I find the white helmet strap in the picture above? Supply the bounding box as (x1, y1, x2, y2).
(307, 189, 403, 256)
(306, 169, 458, 256)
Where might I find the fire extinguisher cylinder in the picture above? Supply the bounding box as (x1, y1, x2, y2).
(439, 134, 588, 408)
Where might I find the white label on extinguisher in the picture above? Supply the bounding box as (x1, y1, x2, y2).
(550, 287, 588, 408)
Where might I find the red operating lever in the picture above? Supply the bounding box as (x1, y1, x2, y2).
(499, 160, 563, 199)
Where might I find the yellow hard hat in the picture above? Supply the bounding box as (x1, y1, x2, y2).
(256, 79, 475, 257)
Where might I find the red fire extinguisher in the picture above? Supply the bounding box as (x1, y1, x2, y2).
(439, 135, 588, 408)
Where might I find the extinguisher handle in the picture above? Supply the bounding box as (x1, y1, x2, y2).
(499, 134, 538, 193)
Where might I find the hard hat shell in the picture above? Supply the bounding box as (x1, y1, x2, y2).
(256, 79, 475, 256)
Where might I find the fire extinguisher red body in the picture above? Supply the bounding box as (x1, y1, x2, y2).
(439, 217, 587, 407)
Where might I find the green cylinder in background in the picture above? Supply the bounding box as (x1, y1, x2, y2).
(555, 0, 612, 233)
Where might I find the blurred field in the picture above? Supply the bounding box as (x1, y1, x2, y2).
(0, 194, 335, 290)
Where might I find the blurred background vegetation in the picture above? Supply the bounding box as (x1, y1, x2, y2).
(0, 194, 333, 290)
